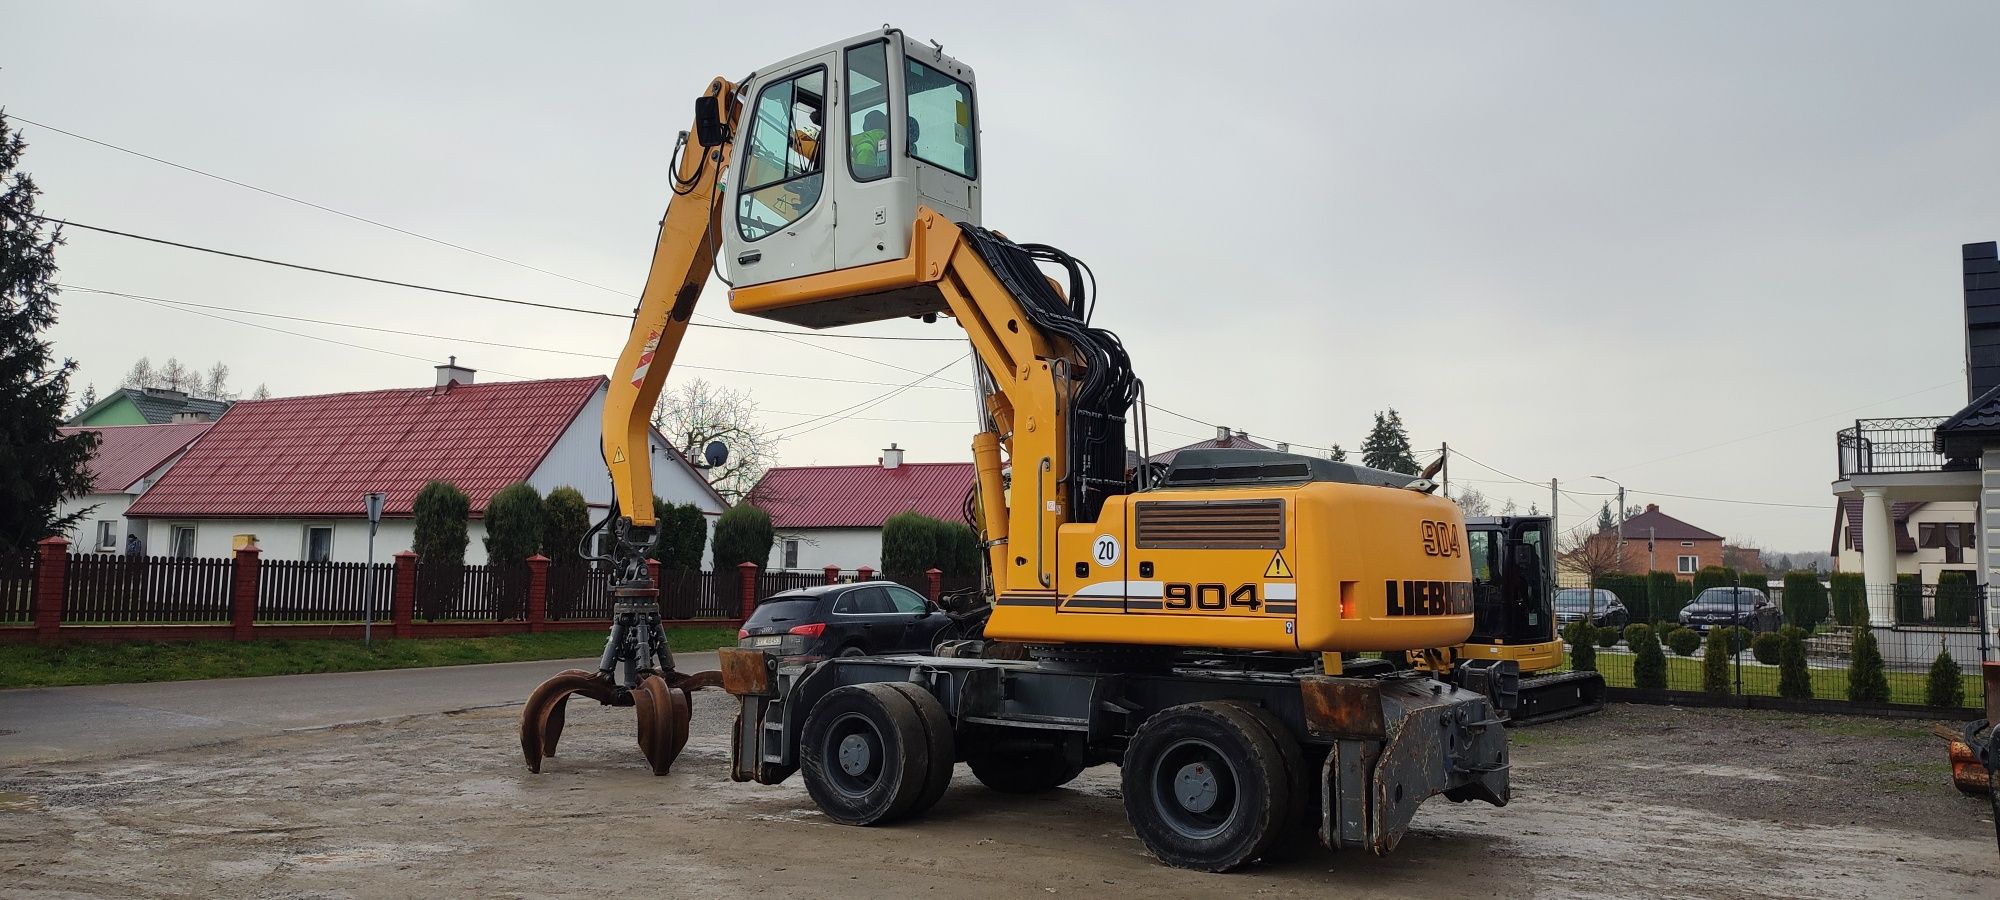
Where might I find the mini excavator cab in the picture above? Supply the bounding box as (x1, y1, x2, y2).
(719, 30, 980, 326)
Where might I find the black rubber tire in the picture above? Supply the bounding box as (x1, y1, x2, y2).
(1230, 703, 1313, 857)
(883, 682, 956, 815)
(967, 747, 1086, 794)
(838, 645, 869, 658)
(800, 683, 931, 825)
(1121, 700, 1294, 872)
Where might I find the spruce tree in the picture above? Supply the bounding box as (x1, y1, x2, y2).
(1597, 502, 1615, 534)
(1925, 645, 1964, 708)
(1777, 626, 1813, 700)
(1360, 408, 1418, 475)
(1702, 627, 1732, 697)
(1567, 624, 1597, 672)
(0, 114, 97, 560)
(1632, 624, 1666, 690)
(1328, 444, 1346, 462)
(1846, 626, 1891, 704)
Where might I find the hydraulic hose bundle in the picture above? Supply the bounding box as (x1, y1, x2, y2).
(958, 225, 1140, 523)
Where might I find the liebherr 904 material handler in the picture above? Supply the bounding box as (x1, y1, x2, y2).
(519, 27, 1515, 871)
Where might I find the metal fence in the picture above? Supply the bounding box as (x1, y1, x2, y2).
(0, 555, 33, 625)
(1836, 416, 1968, 476)
(256, 559, 394, 622)
(62, 553, 235, 623)
(1554, 575, 1992, 710)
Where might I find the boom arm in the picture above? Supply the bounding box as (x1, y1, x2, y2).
(603, 78, 739, 580)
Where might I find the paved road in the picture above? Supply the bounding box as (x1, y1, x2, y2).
(0, 651, 720, 767)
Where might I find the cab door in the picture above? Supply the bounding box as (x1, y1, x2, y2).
(727, 55, 836, 287)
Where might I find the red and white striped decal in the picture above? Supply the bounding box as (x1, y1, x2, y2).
(631, 330, 662, 387)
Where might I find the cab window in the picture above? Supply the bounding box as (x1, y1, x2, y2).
(904, 59, 976, 179)
(737, 68, 827, 241)
(845, 42, 892, 182)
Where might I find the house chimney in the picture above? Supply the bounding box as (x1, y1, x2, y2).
(170, 412, 210, 424)
(1644, 503, 1659, 514)
(1276, 442, 1289, 453)
(1216, 425, 1230, 442)
(882, 443, 903, 469)
(1965, 241, 2000, 402)
(1234, 429, 1248, 441)
(434, 355, 476, 390)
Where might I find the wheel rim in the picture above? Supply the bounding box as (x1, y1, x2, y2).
(1151, 738, 1238, 839)
(822, 712, 885, 798)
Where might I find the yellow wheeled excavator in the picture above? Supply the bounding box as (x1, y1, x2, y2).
(521, 27, 1516, 871)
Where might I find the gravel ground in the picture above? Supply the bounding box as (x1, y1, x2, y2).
(0, 696, 1993, 899)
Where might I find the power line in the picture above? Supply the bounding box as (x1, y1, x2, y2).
(1603, 378, 1962, 473)
(775, 353, 971, 439)
(68, 285, 970, 392)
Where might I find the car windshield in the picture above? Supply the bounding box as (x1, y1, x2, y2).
(745, 597, 820, 627)
(1690, 588, 1761, 608)
(1554, 590, 1606, 608)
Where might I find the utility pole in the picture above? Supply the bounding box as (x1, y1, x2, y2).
(1440, 443, 1450, 500)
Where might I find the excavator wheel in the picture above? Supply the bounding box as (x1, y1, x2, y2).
(519, 669, 623, 774)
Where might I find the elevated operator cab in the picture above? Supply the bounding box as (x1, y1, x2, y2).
(721, 28, 980, 327)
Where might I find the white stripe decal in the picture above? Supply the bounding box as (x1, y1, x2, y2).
(1264, 583, 1297, 601)
(1072, 580, 1165, 598)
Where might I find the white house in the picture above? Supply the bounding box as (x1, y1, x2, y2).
(124, 361, 727, 563)
(54, 422, 211, 553)
(747, 445, 973, 572)
(1832, 498, 1978, 584)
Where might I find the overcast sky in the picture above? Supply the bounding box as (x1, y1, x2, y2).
(6, 2, 1996, 552)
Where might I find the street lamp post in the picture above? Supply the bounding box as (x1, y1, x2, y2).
(1591, 475, 1626, 569)
(363, 492, 386, 648)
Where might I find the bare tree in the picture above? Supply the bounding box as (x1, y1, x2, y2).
(1558, 527, 1629, 585)
(651, 377, 775, 502)
(122, 356, 154, 389)
(159, 357, 193, 393)
(201, 362, 236, 401)
(250, 383, 271, 401)
(1453, 485, 1491, 517)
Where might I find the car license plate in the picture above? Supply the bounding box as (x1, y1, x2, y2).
(752, 636, 783, 648)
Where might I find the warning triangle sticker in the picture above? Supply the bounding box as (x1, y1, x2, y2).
(1264, 552, 1294, 579)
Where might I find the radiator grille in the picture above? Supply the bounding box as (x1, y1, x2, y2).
(1134, 499, 1285, 550)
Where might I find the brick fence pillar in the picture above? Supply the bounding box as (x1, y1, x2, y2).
(526, 554, 549, 632)
(230, 542, 261, 641)
(858, 566, 874, 583)
(647, 557, 662, 587)
(824, 564, 840, 585)
(926, 568, 943, 604)
(737, 561, 759, 620)
(392, 551, 417, 639)
(34, 536, 67, 644)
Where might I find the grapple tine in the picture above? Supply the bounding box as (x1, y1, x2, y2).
(520, 670, 621, 773)
(634, 674, 687, 775)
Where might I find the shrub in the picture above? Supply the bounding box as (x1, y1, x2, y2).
(1702, 627, 1732, 697)
(1569, 627, 1597, 672)
(1750, 631, 1783, 665)
(881, 511, 980, 580)
(413, 481, 470, 620)
(541, 486, 590, 618)
(1893, 573, 1922, 625)
(649, 497, 708, 572)
(1596, 624, 1621, 648)
(1597, 574, 1650, 623)
(1846, 627, 1890, 703)
(1648, 571, 1691, 623)
(1561, 621, 1595, 647)
(1631, 624, 1666, 690)
(1829, 572, 1865, 626)
(1666, 627, 1701, 656)
(1925, 645, 1965, 708)
(483, 482, 545, 619)
(711, 504, 774, 571)
(1692, 565, 1738, 595)
(1934, 571, 1977, 627)
(1742, 573, 1769, 593)
(1777, 626, 1813, 700)
(1780, 571, 1828, 633)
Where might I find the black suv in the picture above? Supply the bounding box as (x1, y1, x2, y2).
(737, 582, 959, 660)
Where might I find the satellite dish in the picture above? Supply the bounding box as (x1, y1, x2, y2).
(703, 440, 729, 468)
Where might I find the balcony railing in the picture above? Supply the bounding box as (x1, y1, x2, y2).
(1836, 416, 1973, 476)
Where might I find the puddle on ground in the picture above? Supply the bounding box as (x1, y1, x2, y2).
(0, 790, 43, 812)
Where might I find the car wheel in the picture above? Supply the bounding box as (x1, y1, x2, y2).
(838, 645, 868, 658)
(1121, 701, 1294, 872)
(799, 683, 935, 825)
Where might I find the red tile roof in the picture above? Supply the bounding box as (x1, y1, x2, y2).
(1834, 497, 1924, 554)
(1617, 504, 1723, 542)
(749, 462, 974, 529)
(127, 377, 603, 519)
(59, 423, 211, 493)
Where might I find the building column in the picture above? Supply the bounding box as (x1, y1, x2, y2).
(1860, 486, 1897, 624)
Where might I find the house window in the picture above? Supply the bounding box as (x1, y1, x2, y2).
(1676, 555, 1698, 575)
(782, 539, 799, 570)
(1679, 541, 1695, 547)
(170, 524, 197, 559)
(1919, 522, 1975, 565)
(304, 526, 334, 563)
(95, 521, 117, 552)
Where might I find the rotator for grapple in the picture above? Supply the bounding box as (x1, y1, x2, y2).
(520, 511, 721, 775)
